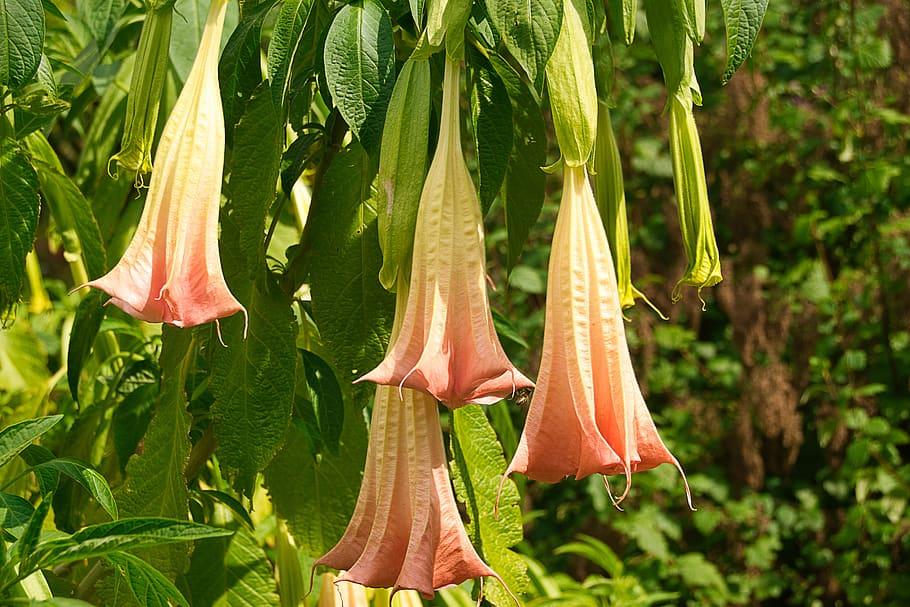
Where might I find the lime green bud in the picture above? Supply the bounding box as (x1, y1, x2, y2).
(668, 95, 722, 305)
(111, 3, 173, 175)
(592, 104, 666, 318)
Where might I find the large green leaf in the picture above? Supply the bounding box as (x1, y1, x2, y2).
(491, 55, 546, 270)
(210, 275, 297, 494)
(375, 57, 431, 291)
(0, 415, 62, 468)
(32, 519, 232, 570)
(267, 0, 313, 109)
(105, 551, 190, 607)
(182, 528, 279, 607)
(0, 0, 45, 88)
(483, 0, 562, 91)
(308, 144, 394, 391)
(212, 80, 297, 495)
(220, 0, 275, 131)
(264, 413, 366, 558)
(449, 406, 528, 606)
(225, 82, 283, 276)
(112, 327, 194, 579)
(80, 0, 127, 43)
(0, 137, 40, 318)
(470, 52, 512, 214)
(0, 491, 33, 538)
(66, 292, 104, 402)
(23, 134, 107, 280)
(720, 0, 768, 84)
(31, 458, 117, 520)
(323, 0, 395, 153)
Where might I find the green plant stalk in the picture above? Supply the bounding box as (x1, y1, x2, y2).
(111, 3, 173, 175)
(669, 95, 722, 305)
(592, 103, 665, 317)
(25, 250, 51, 314)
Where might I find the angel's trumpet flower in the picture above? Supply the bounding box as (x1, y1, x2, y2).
(318, 281, 497, 597)
(87, 0, 244, 329)
(358, 56, 532, 407)
(505, 166, 691, 507)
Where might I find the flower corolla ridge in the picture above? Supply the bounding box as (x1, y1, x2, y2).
(505, 165, 693, 508)
(87, 0, 245, 332)
(357, 56, 532, 407)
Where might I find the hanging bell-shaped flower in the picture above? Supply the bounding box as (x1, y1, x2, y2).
(88, 0, 244, 329)
(358, 57, 532, 407)
(505, 166, 691, 506)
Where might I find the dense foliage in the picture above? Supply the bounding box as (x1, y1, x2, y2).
(1, 0, 908, 606)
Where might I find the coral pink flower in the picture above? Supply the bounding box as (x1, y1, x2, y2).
(505, 166, 691, 506)
(358, 56, 532, 407)
(87, 0, 243, 329)
(316, 384, 495, 597)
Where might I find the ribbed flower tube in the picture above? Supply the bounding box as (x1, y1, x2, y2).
(88, 0, 244, 329)
(506, 166, 691, 506)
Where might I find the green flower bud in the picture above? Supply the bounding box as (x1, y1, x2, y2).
(592, 104, 665, 317)
(110, 2, 173, 175)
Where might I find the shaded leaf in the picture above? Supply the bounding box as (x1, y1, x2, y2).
(720, 0, 768, 84)
(483, 0, 561, 90)
(0, 137, 40, 318)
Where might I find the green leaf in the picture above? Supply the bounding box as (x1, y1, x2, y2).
(15, 495, 50, 570)
(80, 0, 127, 43)
(23, 133, 107, 280)
(113, 327, 194, 579)
(182, 528, 279, 607)
(545, 0, 597, 166)
(299, 349, 344, 454)
(32, 519, 233, 570)
(323, 0, 396, 152)
(308, 144, 394, 391)
(210, 275, 297, 494)
(720, 0, 768, 84)
(67, 292, 104, 402)
(220, 0, 274, 132)
(490, 55, 545, 270)
(470, 52, 512, 214)
(0, 492, 34, 538)
(105, 551, 190, 607)
(213, 80, 297, 495)
(0, 0, 45, 88)
(169, 0, 238, 83)
(375, 57, 431, 291)
(0, 137, 40, 318)
(449, 406, 528, 605)
(265, 415, 366, 558)
(225, 82, 283, 276)
(267, 0, 313, 109)
(483, 0, 562, 91)
(0, 415, 62, 468)
(32, 458, 117, 520)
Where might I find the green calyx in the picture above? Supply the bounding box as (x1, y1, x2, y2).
(110, 4, 173, 176)
(592, 104, 666, 318)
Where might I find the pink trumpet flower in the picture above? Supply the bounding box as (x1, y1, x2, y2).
(358, 56, 532, 407)
(505, 166, 692, 507)
(316, 383, 496, 598)
(87, 0, 244, 329)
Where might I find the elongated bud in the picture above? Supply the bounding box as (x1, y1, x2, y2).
(644, 0, 722, 304)
(592, 104, 665, 317)
(111, 1, 174, 175)
(668, 96, 722, 304)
